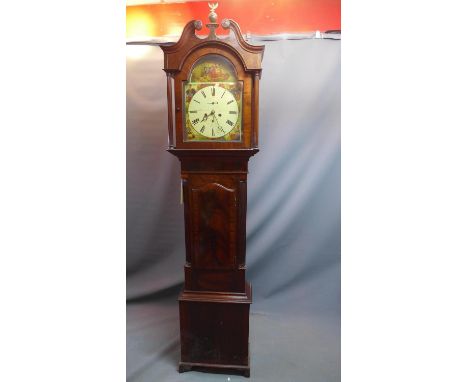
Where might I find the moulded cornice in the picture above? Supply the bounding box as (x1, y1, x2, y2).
(161, 19, 264, 73)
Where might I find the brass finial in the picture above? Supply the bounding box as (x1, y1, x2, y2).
(208, 2, 218, 23)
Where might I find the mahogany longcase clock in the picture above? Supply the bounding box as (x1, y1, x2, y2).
(160, 4, 264, 377)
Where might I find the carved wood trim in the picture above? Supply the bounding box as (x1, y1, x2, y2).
(166, 72, 175, 147)
(168, 148, 259, 158)
(179, 282, 252, 303)
(161, 19, 264, 73)
(252, 72, 260, 147)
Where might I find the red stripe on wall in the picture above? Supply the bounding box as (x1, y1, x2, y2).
(127, 0, 341, 38)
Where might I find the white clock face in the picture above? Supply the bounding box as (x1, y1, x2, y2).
(187, 85, 239, 138)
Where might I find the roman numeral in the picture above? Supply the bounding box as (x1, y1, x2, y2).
(192, 118, 200, 125)
(221, 91, 226, 98)
(229, 111, 237, 114)
(211, 128, 214, 136)
(193, 99, 200, 104)
(211, 87, 215, 96)
(226, 120, 234, 126)
(227, 100, 234, 105)
(201, 90, 206, 98)
(200, 126, 205, 133)
(190, 111, 197, 113)
(218, 126, 225, 133)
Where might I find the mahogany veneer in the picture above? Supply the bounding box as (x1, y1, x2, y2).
(160, 10, 264, 377)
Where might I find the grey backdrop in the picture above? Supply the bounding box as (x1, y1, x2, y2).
(127, 38, 340, 381)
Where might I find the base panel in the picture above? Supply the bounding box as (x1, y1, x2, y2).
(179, 282, 252, 376)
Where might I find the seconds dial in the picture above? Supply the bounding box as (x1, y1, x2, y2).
(187, 85, 239, 138)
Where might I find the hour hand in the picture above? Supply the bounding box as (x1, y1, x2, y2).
(203, 110, 215, 121)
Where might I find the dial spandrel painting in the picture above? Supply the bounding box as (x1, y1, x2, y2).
(183, 54, 243, 142)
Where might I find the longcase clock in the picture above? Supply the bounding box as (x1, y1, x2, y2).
(160, 4, 264, 377)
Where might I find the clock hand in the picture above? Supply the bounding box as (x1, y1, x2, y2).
(207, 110, 215, 120)
(201, 110, 215, 122)
(213, 114, 224, 132)
(201, 110, 215, 126)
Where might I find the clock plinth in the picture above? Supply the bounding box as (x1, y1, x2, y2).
(178, 283, 252, 377)
(161, 5, 264, 377)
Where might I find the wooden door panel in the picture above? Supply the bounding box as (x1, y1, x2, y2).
(190, 182, 237, 269)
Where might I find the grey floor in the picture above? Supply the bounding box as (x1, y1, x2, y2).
(127, 296, 340, 382)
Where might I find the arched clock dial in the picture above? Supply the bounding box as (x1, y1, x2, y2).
(187, 85, 239, 138)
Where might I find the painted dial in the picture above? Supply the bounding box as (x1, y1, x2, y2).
(187, 85, 239, 138)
